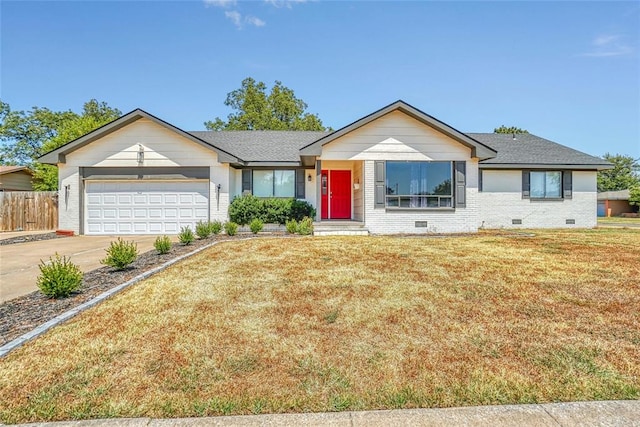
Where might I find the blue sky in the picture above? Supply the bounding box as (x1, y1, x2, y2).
(2, 1, 639, 158)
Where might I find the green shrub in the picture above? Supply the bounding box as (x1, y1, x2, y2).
(249, 218, 264, 234)
(229, 194, 264, 225)
(179, 226, 195, 245)
(209, 220, 223, 235)
(263, 198, 292, 224)
(228, 194, 316, 225)
(37, 253, 83, 298)
(298, 216, 314, 235)
(224, 221, 238, 236)
(101, 238, 138, 270)
(290, 199, 316, 221)
(195, 221, 212, 239)
(285, 219, 299, 234)
(154, 235, 172, 254)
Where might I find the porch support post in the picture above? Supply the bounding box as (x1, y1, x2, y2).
(315, 160, 321, 222)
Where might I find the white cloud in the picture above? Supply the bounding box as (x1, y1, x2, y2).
(224, 10, 243, 28)
(264, 0, 308, 9)
(246, 16, 266, 27)
(223, 10, 266, 29)
(581, 34, 633, 57)
(204, 0, 236, 8)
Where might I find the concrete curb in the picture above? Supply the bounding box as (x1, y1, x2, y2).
(0, 238, 253, 358)
(7, 401, 640, 426)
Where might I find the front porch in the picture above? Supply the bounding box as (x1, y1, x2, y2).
(314, 160, 364, 223)
(313, 220, 369, 236)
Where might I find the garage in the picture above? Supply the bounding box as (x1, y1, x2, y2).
(85, 180, 209, 235)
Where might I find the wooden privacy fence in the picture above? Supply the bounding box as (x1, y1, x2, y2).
(0, 191, 58, 231)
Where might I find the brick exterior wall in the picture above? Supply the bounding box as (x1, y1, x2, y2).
(363, 160, 480, 234)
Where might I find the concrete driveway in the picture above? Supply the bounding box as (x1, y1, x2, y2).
(0, 235, 167, 303)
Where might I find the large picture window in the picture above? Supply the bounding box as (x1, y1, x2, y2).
(252, 170, 295, 197)
(530, 171, 561, 198)
(385, 161, 453, 208)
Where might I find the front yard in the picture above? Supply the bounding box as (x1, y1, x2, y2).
(1, 229, 639, 423)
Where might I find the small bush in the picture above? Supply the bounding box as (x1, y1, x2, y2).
(249, 218, 264, 234)
(224, 221, 238, 236)
(154, 235, 172, 254)
(195, 221, 212, 239)
(229, 194, 264, 225)
(285, 219, 299, 234)
(290, 199, 316, 221)
(263, 198, 291, 224)
(298, 216, 314, 235)
(37, 253, 83, 298)
(209, 220, 223, 235)
(179, 226, 195, 245)
(101, 238, 138, 270)
(228, 194, 317, 225)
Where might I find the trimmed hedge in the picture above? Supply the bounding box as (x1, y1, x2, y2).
(229, 195, 315, 225)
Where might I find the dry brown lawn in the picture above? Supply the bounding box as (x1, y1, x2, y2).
(1, 229, 639, 423)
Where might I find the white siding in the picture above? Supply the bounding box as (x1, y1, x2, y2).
(304, 170, 316, 207)
(60, 118, 230, 234)
(363, 160, 480, 234)
(321, 111, 471, 161)
(479, 170, 597, 228)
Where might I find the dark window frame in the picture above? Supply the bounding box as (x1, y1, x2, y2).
(384, 161, 454, 209)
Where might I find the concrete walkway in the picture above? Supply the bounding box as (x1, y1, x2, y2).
(0, 235, 170, 302)
(11, 401, 640, 426)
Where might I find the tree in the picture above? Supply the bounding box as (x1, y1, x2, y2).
(0, 99, 121, 190)
(494, 125, 529, 134)
(205, 77, 329, 131)
(0, 102, 77, 165)
(597, 153, 640, 192)
(630, 186, 640, 207)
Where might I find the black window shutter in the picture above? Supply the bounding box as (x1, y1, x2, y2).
(374, 161, 385, 208)
(522, 170, 530, 199)
(478, 169, 483, 192)
(295, 170, 305, 199)
(563, 171, 572, 199)
(242, 169, 251, 193)
(454, 161, 466, 208)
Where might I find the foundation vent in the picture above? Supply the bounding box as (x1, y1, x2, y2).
(512, 219, 522, 225)
(415, 221, 428, 228)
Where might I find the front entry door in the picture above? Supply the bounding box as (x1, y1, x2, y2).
(321, 170, 351, 220)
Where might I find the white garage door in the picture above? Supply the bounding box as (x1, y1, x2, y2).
(85, 181, 209, 234)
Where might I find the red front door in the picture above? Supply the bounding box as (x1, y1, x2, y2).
(321, 170, 351, 220)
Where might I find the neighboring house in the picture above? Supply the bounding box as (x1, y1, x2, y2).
(0, 166, 34, 191)
(597, 190, 638, 217)
(38, 101, 611, 235)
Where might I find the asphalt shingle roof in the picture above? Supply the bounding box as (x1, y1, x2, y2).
(189, 130, 608, 167)
(469, 133, 609, 167)
(191, 131, 330, 162)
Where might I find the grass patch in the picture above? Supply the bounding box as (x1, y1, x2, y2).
(1, 229, 639, 423)
(597, 217, 640, 224)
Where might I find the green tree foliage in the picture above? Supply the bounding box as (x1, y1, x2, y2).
(494, 125, 529, 134)
(0, 99, 121, 190)
(597, 153, 640, 192)
(629, 186, 640, 207)
(205, 77, 329, 131)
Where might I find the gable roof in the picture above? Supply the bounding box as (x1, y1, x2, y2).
(0, 166, 32, 176)
(191, 130, 329, 165)
(38, 109, 241, 165)
(299, 100, 497, 160)
(471, 133, 611, 170)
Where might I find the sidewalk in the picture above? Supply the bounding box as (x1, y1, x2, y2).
(12, 400, 640, 427)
